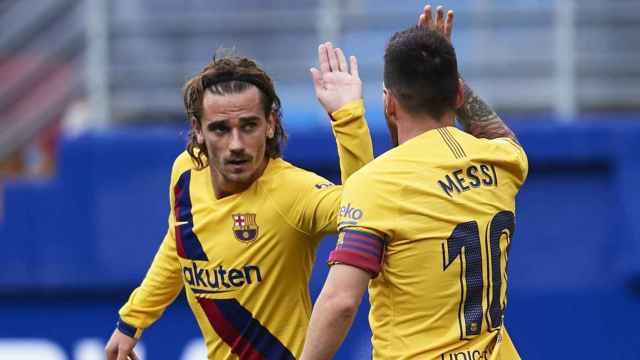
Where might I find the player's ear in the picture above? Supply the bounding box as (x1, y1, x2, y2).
(266, 112, 276, 139)
(191, 116, 204, 145)
(383, 87, 397, 120)
(454, 78, 465, 109)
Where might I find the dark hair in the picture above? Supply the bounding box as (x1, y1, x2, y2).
(384, 26, 459, 119)
(183, 53, 287, 169)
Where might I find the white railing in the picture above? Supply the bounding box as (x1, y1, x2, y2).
(5, 0, 640, 134)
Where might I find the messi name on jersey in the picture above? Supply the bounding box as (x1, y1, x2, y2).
(438, 163, 498, 198)
(232, 213, 259, 242)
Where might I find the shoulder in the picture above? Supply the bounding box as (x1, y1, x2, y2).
(344, 145, 408, 189)
(452, 127, 526, 157)
(452, 128, 528, 182)
(261, 158, 334, 191)
(481, 137, 528, 177)
(338, 156, 401, 238)
(341, 153, 400, 209)
(481, 136, 526, 155)
(169, 151, 200, 186)
(256, 158, 336, 208)
(258, 158, 337, 232)
(172, 151, 196, 172)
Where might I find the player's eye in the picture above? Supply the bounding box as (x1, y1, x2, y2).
(242, 122, 257, 132)
(208, 123, 229, 135)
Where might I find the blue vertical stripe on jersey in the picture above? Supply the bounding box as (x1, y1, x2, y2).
(173, 170, 208, 261)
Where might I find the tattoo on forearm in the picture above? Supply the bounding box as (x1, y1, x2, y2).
(456, 82, 518, 142)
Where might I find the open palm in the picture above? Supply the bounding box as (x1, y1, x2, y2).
(310, 42, 362, 114)
(418, 4, 454, 44)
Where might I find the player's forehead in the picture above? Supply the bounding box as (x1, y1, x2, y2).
(202, 86, 265, 123)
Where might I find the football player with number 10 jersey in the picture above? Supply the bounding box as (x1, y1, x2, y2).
(301, 5, 526, 360)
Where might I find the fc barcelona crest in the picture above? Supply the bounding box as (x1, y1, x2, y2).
(232, 213, 259, 243)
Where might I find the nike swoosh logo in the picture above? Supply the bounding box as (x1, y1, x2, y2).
(175, 221, 189, 226)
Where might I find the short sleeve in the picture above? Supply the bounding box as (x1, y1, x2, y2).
(336, 171, 396, 237)
(328, 171, 396, 277)
(490, 137, 529, 186)
(504, 138, 528, 183)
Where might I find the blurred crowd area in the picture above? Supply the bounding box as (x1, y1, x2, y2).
(1, 0, 639, 178)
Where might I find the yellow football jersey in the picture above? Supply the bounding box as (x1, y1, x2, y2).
(332, 126, 528, 360)
(117, 100, 373, 359)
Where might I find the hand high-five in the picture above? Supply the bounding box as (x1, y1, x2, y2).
(310, 42, 362, 115)
(418, 4, 454, 43)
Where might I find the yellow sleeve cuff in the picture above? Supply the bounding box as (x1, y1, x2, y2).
(330, 99, 365, 125)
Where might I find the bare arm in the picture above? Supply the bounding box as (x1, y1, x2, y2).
(456, 81, 518, 142)
(418, 4, 518, 142)
(300, 264, 370, 360)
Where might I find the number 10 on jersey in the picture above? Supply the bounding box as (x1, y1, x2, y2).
(442, 211, 515, 339)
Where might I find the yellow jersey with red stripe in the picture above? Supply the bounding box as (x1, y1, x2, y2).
(331, 126, 528, 360)
(117, 100, 373, 359)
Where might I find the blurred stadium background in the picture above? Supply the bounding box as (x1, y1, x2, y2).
(1, 0, 640, 358)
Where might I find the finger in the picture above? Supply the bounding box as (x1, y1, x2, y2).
(349, 56, 359, 79)
(335, 48, 348, 73)
(419, 4, 433, 28)
(105, 345, 117, 360)
(318, 44, 330, 74)
(128, 350, 140, 360)
(444, 10, 454, 41)
(326, 42, 340, 72)
(309, 67, 324, 93)
(436, 6, 445, 34)
(116, 349, 128, 360)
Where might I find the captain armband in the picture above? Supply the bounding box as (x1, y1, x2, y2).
(327, 229, 385, 277)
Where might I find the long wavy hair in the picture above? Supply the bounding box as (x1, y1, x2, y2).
(183, 53, 287, 169)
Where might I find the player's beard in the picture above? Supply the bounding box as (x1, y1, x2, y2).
(384, 111, 399, 147)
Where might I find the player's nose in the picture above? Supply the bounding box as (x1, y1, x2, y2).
(228, 129, 245, 152)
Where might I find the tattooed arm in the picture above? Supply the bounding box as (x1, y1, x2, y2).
(417, 5, 518, 143)
(456, 81, 519, 143)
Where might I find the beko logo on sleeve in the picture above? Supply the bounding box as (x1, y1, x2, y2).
(339, 203, 363, 220)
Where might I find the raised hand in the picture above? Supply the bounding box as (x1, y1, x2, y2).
(416, 5, 518, 142)
(310, 42, 362, 115)
(418, 4, 454, 44)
